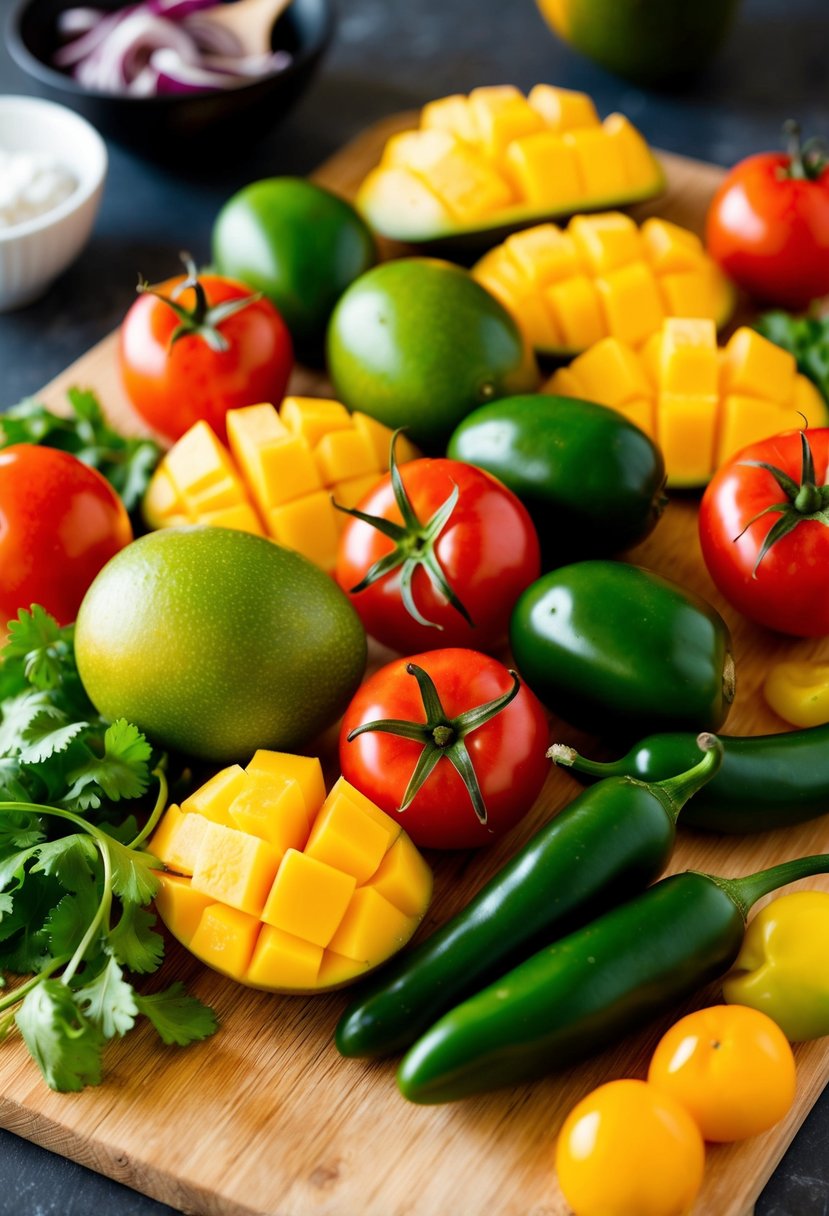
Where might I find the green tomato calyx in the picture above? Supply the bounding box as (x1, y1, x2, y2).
(783, 120, 829, 182)
(345, 662, 521, 824)
(737, 429, 829, 576)
(334, 432, 473, 631)
(137, 253, 262, 354)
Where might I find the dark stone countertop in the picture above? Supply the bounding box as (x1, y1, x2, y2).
(1, 0, 828, 1211)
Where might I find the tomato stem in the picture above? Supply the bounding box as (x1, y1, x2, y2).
(783, 119, 829, 181)
(736, 429, 829, 575)
(136, 253, 262, 353)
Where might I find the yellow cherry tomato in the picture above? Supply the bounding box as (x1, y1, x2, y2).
(555, 1078, 705, 1216)
(764, 661, 829, 728)
(647, 1004, 796, 1142)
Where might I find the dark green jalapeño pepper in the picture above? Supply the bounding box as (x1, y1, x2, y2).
(509, 560, 735, 736)
(335, 736, 722, 1059)
(446, 394, 667, 569)
(552, 721, 829, 833)
(397, 852, 829, 1104)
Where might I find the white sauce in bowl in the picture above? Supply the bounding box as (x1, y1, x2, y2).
(0, 150, 77, 229)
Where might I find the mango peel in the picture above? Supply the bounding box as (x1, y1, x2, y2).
(151, 750, 433, 994)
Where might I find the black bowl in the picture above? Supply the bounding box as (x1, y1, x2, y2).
(7, 0, 334, 159)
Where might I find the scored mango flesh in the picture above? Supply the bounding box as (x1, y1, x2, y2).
(150, 751, 433, 994)
(142, 397, 420, 572)
(472, 213, 734, 355)
(357, 84, 664, 243)
(545, 320, 827, 487)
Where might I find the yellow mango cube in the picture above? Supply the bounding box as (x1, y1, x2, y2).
(189, 904, 261, 980)
(351, 411, 419, 468)
(305, 794, 391, 884)
(474, 247, 563, 348)
(148, 805, 207, 876)
(716, 395, 800, 466)
(181, 765, 247, 825)
(790, 374, 827, 426)
(246, 925, 323, 991)
(595, 262, 664, 349)
(503, 225, 580, 286)
(545, 367, 586, 399)
(545, 274, 606, 350)
(424, 145, 514, 221)
(563, 127, 626, 198)
(200, 503, 263, 534)
(659, 270, 721, 321)
(142, 467, 181, 528)
(527, 84, 599, 131)
(268, 491, 341, 572)
(604, 114, 662, 188)
(614, 397, 657, 436)
(281, 396, 352, 447)
(331, 473, 384, 516)
(659, 318, 718, 396)
(163, 420, 237, 502)
(640, 332, 663, 388)
(227, 775, 310, 856)
(328, 887, 418, 966)
(470, 94, 545, 160)
(314, 428, 377, 484)
(720, 328, 796, 403)
(317, 951, 371, 989)
(570, 212, 644, 275)
(262, 849, 355, 947)
(503, 133, 583, 209)
(354, 165, 454, 238)
(325, 777, 402, 843)
(367, 835, 434, 917)
(191, 821, 281, 917)
(245, 751, 325, 820)
(153, 874, 214, 947)
(421, 94, 480, 144)
(641, 217, 704, 273)
(569, 337, 652, 407)
(658, 391, 718, 485)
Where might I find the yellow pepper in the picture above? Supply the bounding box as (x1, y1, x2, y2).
(723, 890, 829, 1041)
(764, 661, 829, 728)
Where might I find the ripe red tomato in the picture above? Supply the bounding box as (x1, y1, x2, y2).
(335, 456, 541, 654)
(699, 428, 829, 636)
(0, 445, 133, 627)
(339, 648, 550, 849)
(706, 126, 829, 309)
(119, 267, 293, 443)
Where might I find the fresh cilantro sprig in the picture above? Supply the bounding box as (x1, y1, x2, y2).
(0, 780, 217, 1092)
(0, 607, 218, 1089)
(755, 311, 829, 408)
(0, 607, 154, 815)
(0, 387, 160, 513)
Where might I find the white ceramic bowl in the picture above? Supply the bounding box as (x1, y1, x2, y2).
(0, 94, 107, 311)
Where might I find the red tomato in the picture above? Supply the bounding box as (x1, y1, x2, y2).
(119, 269, 293, 443)
(335, 457, 541, 654)
(339, 648, 550, 849)
(699, 428, 829, 636)
(0, 445, 133, 627)
(706, 127, 829, 310)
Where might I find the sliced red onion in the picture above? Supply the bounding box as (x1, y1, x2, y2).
(54, 1, 293, 96)
(56, 7, 103, 36)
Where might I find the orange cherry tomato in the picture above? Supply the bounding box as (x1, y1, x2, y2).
(647, 1004, 796, 1142)
(555, 1079, 705, 1216)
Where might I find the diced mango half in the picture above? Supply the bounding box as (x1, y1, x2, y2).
(357, 85, 664, 245)
(142, 397, 420, 572)
(150, 755, 432, 994)
(471, 213, 735, 355)
(544, 320, 827, 487)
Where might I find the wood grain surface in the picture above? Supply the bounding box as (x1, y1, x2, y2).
(2, 115, 827, 1216)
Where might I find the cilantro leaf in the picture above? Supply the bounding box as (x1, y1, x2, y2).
(29, 835, 97, 890)
(108, 902, 164, 974)
(0, 806, 44, 851)
(19, 716, 88, 765)
(2, 608, 74, 692)
(75, 956, 138, 1039)
(66, 719, 152, 806)
(44, 886, 100, 958)
(135, 983, 218, 1047)
(0, 690, 56, 757)
(107, 838, 162, 906)
(15, 980, 104, 1091)
(0, 389, 161, 513)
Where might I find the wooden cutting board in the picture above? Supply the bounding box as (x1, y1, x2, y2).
(2, 115, 828, 1216)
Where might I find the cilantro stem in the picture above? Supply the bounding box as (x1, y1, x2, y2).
(61, 843, 112, 987)
(0, 799, 119, 849)
(0, 953, 71, 1016)
(128, 768, 168, 850)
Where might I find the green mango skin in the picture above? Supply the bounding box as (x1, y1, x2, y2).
(447, 395, 666, 569)
(509, 560, 734, 738)
(326, 258, 539, 450)
(539, 0, 742, 87)
(212, 177, 377, 362)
